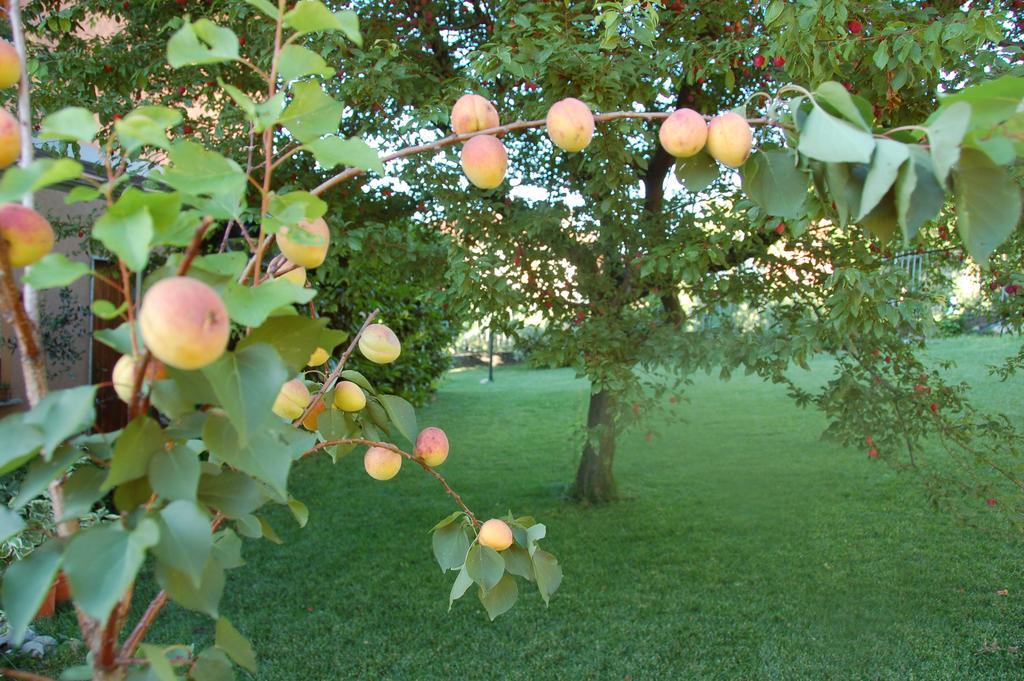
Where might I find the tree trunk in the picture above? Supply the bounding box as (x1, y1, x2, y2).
(572, 390, 618, 503)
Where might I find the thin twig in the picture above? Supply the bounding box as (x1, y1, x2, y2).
(294, 308, 380, 426)
(307, 438, 480, 527)
(118, 591, 167, 659)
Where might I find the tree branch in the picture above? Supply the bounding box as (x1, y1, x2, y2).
(306, 437, 480, 527)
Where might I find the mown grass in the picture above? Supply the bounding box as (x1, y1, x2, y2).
(18, 336, 1024, 679)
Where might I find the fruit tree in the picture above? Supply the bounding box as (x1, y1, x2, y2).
(0, 1, 1021, 679)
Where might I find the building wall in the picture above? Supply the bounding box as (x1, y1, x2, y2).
(0, 186, 104, 413)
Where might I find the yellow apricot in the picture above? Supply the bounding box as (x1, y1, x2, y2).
(0, 204, 54, 267)
(308, 347, 329, 367)
(364, 446, 402, 481)
(706, 112, 753, 168)
(333, 380, 366, 412)
(278, 217, 330, 269)
(478, 519, 513, 551)
(272, 378, 311, 420)
(0, 109, 19, 169)
(358, 323, 401, 364)
(0, 41, 20, 89)
(460, 135, 507, 189)
(413, 426, 449, 467)
(450, 94, 499, 135)
(546, 98, 595, 152)
(658, 108, 708, 158)
(139, 277, 230, 370)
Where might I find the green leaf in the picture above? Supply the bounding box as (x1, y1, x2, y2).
(895, 147, 944, 243)
(152, 500, 212, 588)
(341, 370, 376, 394)
(279, 80, 343, 144)
(284, 2, 362, 45)
(927, 101, 971, 185)
(65, 185, 101, 204)
(223, 279, 316, 328)
(2, 539, 62, 645)
(191, 647, 235, 681)
(263, 190, 327, 234)
(160, 142, 246, 220)
(93, 205, 153, 272)
(797, 107, 875, 163)
(92, 298, 127, 320)
(155, 555, 224, 618)
(0, 506, 25, 543)
(237, 316, 345, 373)
(220, 82, 283, 133)
(149, 444, 201, 502)
(857, 139, 908, 220)
(242, 0, 279, 18)
(197, 468, 266, 518)
(741, 150, 809, 218)
(279, 45, 335, 81)
(814, 81, 870, 131)
(22, 253, 90, 289)
(305, 136, 384, 174)
(104, 416, 166, 491)
(59, 465, 107, 521)
(448, 565, 473, 611)
(23, 385, 98, 457)
(939, 75, 1024, 129)
(115, 106, 182, 153)
(216, 617, 257, 673)
(167, 18, 239, 68)
(64, 519, 159, 623)
(465, 543, 504, 592)
(39, 107, 99, 142)
(287, 497, 309, 528)
(116, 189, 184, 248)
(478, 574, 518, 620)
(673, 152, 719, 193)
(503, 543, 534, 580)
(139, 645, 178, 681)
(532, 548, 562, 605)
(13, 445, 80, 508)
(432, 520, 471, 572)
(953, 148, 1022, 264)
(212, 528, 245, 569)
(377, 394, 417, 444)
(200, 344, 289, 444)
(203, 415, 313, 501)
(0, 415, 43, 475)
(0, 158, 84, 203)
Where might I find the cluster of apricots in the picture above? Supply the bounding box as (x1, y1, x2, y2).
(454, 93, 754, 189)
(0, 40, 56, 270)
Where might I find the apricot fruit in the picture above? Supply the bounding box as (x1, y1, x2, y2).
(546, 98, 594, 152)
(111, 354, 167, 404)
(364, 446, 402, 480)
(139, 276, 230, 370)
(358, 323, 401, 364)
(706, 112, 752, 168)
(658, 108, 708, 158)
(0, 40, 20, 89)
(450, 94, 499, 135)
(0, 204, 54, 267)
(478, 518, 513, 551)
(308, 347, 329, 367)
(274, 260, 306, 287)
(272, 378, 311, 420)
(460, 135, 507, 189)
(0, 109, 19, 168)
(277, 217, 330, 269)
(301, 397, 326, 431)
(333, 380, 366, 412)
(414, 426, 449, 467)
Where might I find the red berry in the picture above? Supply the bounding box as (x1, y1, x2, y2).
(753, 55, 766, 68)
(182, 124, 194, 135)
(239, 37, 246, 46)
(987, 498, 997, 507)
(772, 56, 785, 67)
(868, 448, 878, 459)
(866, 435, 874, 446)
(884, 356, 891, 363)
(103, 65, 113, 73)
(847, 19, 863, 34)
(1005, 284, 1020, 295)
(774, 222, 785, 235)
(930, 403, 938, 413)
(178, 86, 187, 95)
(112, 114, 122, 121)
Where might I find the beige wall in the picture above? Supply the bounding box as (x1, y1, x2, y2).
(0, 186, 104, 413)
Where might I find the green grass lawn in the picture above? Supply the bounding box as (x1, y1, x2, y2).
(19, 336, 1024, 679)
